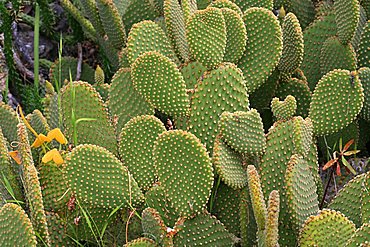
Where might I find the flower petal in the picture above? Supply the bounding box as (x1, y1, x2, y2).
(42, 149, 64, 165)
(47, 128, 67, 145)
(8, 151, 21, 165)
(31, 134, 51, 148)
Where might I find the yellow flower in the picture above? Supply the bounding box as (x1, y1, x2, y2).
(42, 149, 64, 165)
(30, 128, 67, 148)
(8, 151, 21, 165)
(31, 134, 52, 148)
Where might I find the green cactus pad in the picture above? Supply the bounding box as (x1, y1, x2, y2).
(93, 83, 110, 102)
(131, 51, 190, 117)
(164, 0, 189, 62)
(61, 81, 118, 154)
(127, 21, 178, 66)
(233, 0, 273, 12)
(145, 185, 179, 227)
(266, 190, 280, 247)
(220, 8, 247, 64)
(329, 172, 368, 227)
(154, 130, 214, 217)
(122, 0, 160, 31)
(275, 78, 312, 118)
(292, 117, 313, 156)
(119, 115, 166, 191)
(278, 13, 304, 75)
(26, 109, 50, 145)
(346, 223, 370, 247)
(46, 212, 73, 246)
(209, 0, 243, 16)
(219, 110, 266, 156)
(358, 21, 370, 68)
(188, 63, 250, 153)
(320, 36, 357, 76)
(301, 11, 337, 90)
(240, 188, 257, 246)
(79, 0, 104, 35)
(247, 165, 267, 236)
(271, 95, 297, 121)
(362, 172, 370, 224)
(359, 67, 370, 121)
(0, 203, 37, 247)
(213, 137, 247, 189)
(351, 6, 367, 51)
(96, 0, 126, 50)
(173, 212, 235, 246)
(238, 7, 282, 93)
(66, 144, 144, 209)
(125, 237, 158, 246)
(288, 0, 316, 30)
(108, 68, 154, 135)
(298, 209, 356, 247)
(0, 102, 18, 144)
(309, 69, 364, 136)
(285, 155, 319, 232)
(212, 182, 242, 236)
(180, 61, 207, 91)
(43, 87, 60, 130)
(334, 0, 360, 44)
(17, 123, 51, 245)
(49, 56, 95, 87)
(142, 207, 168, 245)
(186, 7, 227, 69)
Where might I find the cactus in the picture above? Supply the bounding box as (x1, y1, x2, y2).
(271, 95, 297, 121)
(360, 67, 370, 121)
(362, 172, 370, 224)
(0, 203, 37, 246)
(334, 0, 360, 44)
(125, 237, 158, 246)
(141, 207, 169, 245)
(288, 0, 316, 30)
(346, 223, 370, 247)
(358, 21, 370, 68)
(209, 0, 243, 16)
(0, 102, 18, 144)
(234, 0, 273, 12)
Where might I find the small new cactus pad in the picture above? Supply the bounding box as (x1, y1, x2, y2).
(220, 8, 247, 63)
(0, 203, 37, 247)
(66, 144, 144, 209)
(359, 67, 370, 121)
(288, 0, 316, 30)
(209, 0, 243, 16)
(164, 0, 189, 62)
(271, 95, 297, 121)
(108, 68, 154, 134)
(266, 190, 280, 247)
(292, 117, 313, 156)
(61, 81, 118, 154)
(238, 7, 282, 93)
(173, 212, 235, 246)
(233, 0, 273, 12)
(358, 21, 370, 68)
(309, 69, 364, 136)
(346, 223, 370, 247)
(153, 130, 213, 218)
(95, 66, 105, 85)
(186, 7, 227, 69)
(119, 115, 166, 191)
(240, 188, 258, 246)
(212, 182, 242, 236)
(247, 165, 267, 237)
(275, 78, 312, 117)
(96, 0, 126, 50)
(141, 208, 168, 245)
(219, 110, 266, 156)
(124, 237, 158, 246)
(17, 123, 51, 245)
(329, 172, 367, 227)
(0, 102, 18, 144)
(320, 36, 357, 76)
(362, 173, 370, 224)
(127, 21, 178, 66)
(301, 11, 337, 90)
(334, 0, 360, 44)
(188, 63, 250, 153)
(145, 185, 178, 227)
(49, 56, 95, 87)
(278, 13, 304, 75)
(213, 137, 247, 189)
(285, 155, 319, 231)
(131, 51, 190, 117)
(298, 209, 356, 247)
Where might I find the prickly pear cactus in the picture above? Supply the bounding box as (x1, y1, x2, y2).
(0, 102, 18, 144)
(345, 223, 370, 247)
(271, 95, 297, 121)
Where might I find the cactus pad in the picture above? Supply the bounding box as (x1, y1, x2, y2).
(266, 190, 280, 247)
(334, 0, 360, 44)
(309, 69, 364, 136)
(271, 95, 297, 121)
(358, 21, 370, 68)
(209, 0, 242, 16)
(219, 110, 266, 156)
(0, 203, 36, 247)
(238, 7, 282, 93)
(298, 209, 356, 247)
(180, 61, 207, 91)
(362, 172, 370, 224)
(119, 115, 166, 191)
(125, 237, 158, 246)
(153, 130, 213, 217)
(346, 223, 370, 247)
(186, 7, 227, 69)
(131, 51, 190, 117)
(65, 144, 144, 209)
(292, 117, 313, 156)
(234, 0, 273, 11)
(141, 207, 168, 245)
(288, 0, 316, 30)
(359, 67, 370, 121)
(0, 102, 18, 144)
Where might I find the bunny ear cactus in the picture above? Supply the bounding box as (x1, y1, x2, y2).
(362, 172, 370, 224)
(0, 102, 18, 144)
(334, 0, 360, 45)
(287, 0, 316, 30)
(142, 207, 172, 245)
(346, 223, 370, 247)
(0, 203, 37, 247)
(358, 21, 370, 68)
(125, 237, 158, 246)
(238, 7, 282, 93)
(298, 209, 356, 247)
(153, 130, 214, 218)
(234, 0, 273, 12)
(359, 67, 370, 121)
(271, 95, 297, 121)
(209, 0, 243, 16)
(309, 69, 364, 136)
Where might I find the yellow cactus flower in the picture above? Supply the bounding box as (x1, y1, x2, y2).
(8, 150, 21, 165)
(31, 134, 52, 148)
(47, 128, 68, 145)
(42, 149, 64, 165)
